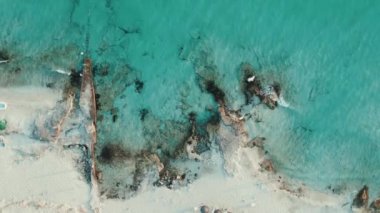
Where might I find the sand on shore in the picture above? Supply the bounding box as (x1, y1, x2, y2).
(0, 87, 349, 212)
(101, 145, 347, 213)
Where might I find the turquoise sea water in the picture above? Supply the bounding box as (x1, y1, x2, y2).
(1, 0, 379, 196)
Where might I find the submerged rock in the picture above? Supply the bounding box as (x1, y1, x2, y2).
(352, 185, 369, 209)
(199, 205, 210, 213)
(246, 136, 266, 149)
(98, 144, 131, 164)
(240, 63, 283, 109)
(139, 108, 149, 121)
(110, 107, 119, 123)
(241, 63, 262, 103)
(259, 159, 275, 173)
(154, 167, 186, 189)
(184, 112, 203, 160)
(370, 199, 380, 211)
(205, 80, 226, 105)
(134, 79, 144, 93)
(93, 62, 110, 77)
(0, 49, 11, 62)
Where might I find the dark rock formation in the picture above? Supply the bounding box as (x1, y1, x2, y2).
(352, 185, 369, 209)
(70, 68, 82, 88)
(139, 108, 149, 121)
(95, 93, 101, 110)
(0, 49, 10, 61)
(134, 79, 144, 93)
(260, 159, 275, 173)
(326, 184, 347, 195)
(246, 137, 266, 149)
(98, 144, 131, 164)
(153, 168, 186, 189)
(131, 152, 163, 192)
(240, 63, 261, 102)
(370, 199, 380, 211)
(205, 80, 225, 105)
(93, 62, 109, 76)
(240, 63, 282, 110)
(262, 92, 278, 110)
(200, 205, 210, 213)
(110, 107, 119, 123)
(272, 81, 281, 97)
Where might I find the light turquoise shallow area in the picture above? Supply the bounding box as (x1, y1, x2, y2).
(0, 0, 379, 194)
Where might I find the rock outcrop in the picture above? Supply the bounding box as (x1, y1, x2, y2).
(240, 63, 283, 110)
(370, 199, 380, 211)
(259, 159, 275, 173)
(352, 185, 369, 209)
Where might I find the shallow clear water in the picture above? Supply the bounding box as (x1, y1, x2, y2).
(1, 0, 379, 195)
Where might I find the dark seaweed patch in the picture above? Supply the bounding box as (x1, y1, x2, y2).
(205, 80, 225, 104)
(206, 109, 221, 126)
(98, 144, 130, 164)
(112, 114, 118, 122)
(240, 63, 262, 103)
(188, 112, 197, 124)
(139, 108, 149, 121)
(95, 93, 101, 110)
(352, 185, 369, 208)
(0, 49, 10, 61)
(93, 63, 109, 76)
(272, 82, 281, 96)
(134, 79, 144, 93)
(240, 63, 282, 109)
(46, 82, 55, 88)
(110, 107, 119, 123)
(70, 68, 82, 88)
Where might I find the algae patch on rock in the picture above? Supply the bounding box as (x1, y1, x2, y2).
(0, 119, 7, 131)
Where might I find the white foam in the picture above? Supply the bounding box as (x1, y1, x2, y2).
(247, 75, 255, 82)
(278, 95, 290, 108)
(53, 69, 71, 75)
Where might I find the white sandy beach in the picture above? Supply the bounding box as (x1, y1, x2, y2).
(0, 87, 350, 212)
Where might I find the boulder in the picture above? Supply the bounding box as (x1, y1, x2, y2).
(247, 137, 266, 149)
(199, 205, 210, 213)
(370, 199, 380, 211)
(352, 185, 369, 209)
(260, 159, 275, 173)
